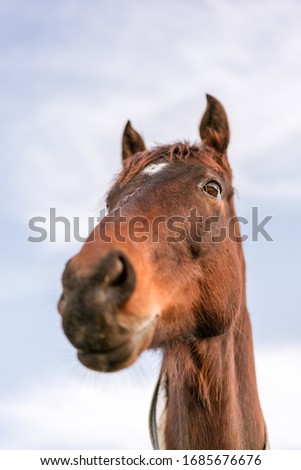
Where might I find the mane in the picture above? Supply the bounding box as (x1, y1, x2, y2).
(116, 142, 232, 187)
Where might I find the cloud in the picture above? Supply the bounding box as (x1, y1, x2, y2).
(2, 0, 301, 229)
(0, 353, 160, 450)
(256, 343, 301, 449)
(0, 346, 300, 449)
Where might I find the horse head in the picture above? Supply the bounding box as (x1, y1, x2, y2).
(58, 95, 244, 373)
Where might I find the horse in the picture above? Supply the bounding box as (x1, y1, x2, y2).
(58, 94, 267, 450)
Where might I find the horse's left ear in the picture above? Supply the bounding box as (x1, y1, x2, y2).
(122, 120, 146, 161)
(199, 94, 230, 154)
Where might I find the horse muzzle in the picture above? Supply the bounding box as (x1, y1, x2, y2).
(58, 249, 157, 372)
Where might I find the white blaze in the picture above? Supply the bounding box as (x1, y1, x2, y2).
(142, 162, 169, 175)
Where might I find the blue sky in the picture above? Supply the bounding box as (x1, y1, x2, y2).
(1, 0, 301, 449)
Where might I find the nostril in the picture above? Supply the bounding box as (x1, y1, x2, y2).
(93, 250, 136, 304)
(103, 256, 126, 286)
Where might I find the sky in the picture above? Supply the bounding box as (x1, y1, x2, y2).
(0, 0, 301, 449)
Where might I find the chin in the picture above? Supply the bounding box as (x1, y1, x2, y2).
(76, 320, 157, 372)
(77, 346, 139, 372)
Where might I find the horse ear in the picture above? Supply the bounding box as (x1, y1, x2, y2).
(199, 94, 230, 154)
(122, 120, 146, 161)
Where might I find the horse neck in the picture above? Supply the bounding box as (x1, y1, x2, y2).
(161, 306, 265, 449)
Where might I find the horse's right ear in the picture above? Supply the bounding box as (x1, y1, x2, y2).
(122, 120, 146, 161)
(199, 94, 230, 154)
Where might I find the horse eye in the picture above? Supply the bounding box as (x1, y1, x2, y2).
(202, 180, 222, 199)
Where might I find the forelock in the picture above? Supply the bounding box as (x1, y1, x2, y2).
(115, 142, 232, 187)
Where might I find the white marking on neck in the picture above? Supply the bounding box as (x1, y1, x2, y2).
(142, 162, 169, 175)
(156, 378, 167, 449)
